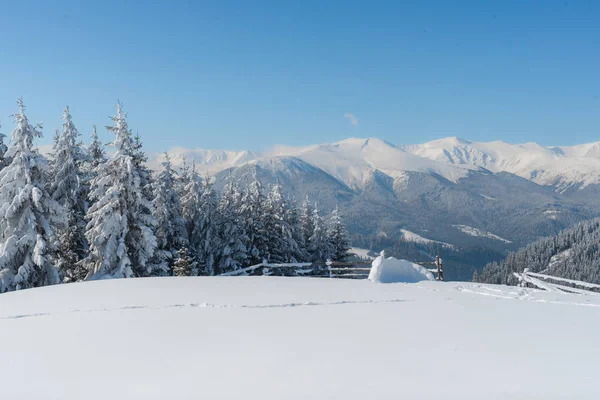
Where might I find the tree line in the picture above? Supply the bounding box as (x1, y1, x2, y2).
(474, 218, 600, 285)
(0, 100, 350, 292)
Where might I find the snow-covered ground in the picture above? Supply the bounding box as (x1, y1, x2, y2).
(453, 224, 512, 243)
(349, 247, 376, 260)
(400, 229, 454, 249)
(2, 277, 600, 399)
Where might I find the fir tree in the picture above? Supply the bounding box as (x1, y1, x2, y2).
(173, 246, 197, 277)
(217, 181, 248, 272)
(152, 152, 187, 274)
(299, 195, 314, 253)
(0, 99, 65, 292)
(327, 206, 350, 261)
(84, 103, 157, 279)
(87, 125, 106, 170)
(240, 175, 268, 265)
(196, 177, 220, 275)
(264, 183, 299, 263)
(181, 161, 203, 273)
(308, 203, 331, 262)
(50, 107, 89, 282)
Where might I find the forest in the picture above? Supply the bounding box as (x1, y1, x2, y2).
(0, 100, 350, 292)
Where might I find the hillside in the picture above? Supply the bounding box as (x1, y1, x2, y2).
(1, 277, 600, 399)
(476, 218, 600, 285)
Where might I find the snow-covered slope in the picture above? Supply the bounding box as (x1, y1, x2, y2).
(454, 225, 512, 243)
(158, 136, 600, 192)
(403, 137, 600, 191)
(1, 277, 600, 399)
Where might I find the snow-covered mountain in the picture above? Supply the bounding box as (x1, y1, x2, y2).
(402, 137, 600, 192)
(154, 136, 600, 279)
(160, 136, 600, 192)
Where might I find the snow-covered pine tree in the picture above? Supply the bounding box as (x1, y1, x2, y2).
(84, 103, 158, 279)
(50, 107, 89, 282)
(308, 203, 331, 262)
(0, 99, 65, 292)
(264, 183, 299, 263)
(173, 246, 197, 277)
(196, 177, 221, 275)
(327, 206, 350, 262)
(240, 175, 268, 265)
(284, 196, 307, 262)
(217, 181, 248, 272)
(87, 125, 106, 170)
(152, 152, 187, 274)
(128, 131, 159, 276)
(181, 161, 203, 274)
(299, 195, 314, 255)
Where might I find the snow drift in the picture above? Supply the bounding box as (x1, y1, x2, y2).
(368, 252, 435, 283)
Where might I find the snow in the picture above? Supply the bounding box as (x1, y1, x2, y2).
(349, 247, 375, 260)
(159, 136, 600, 192)
(400, 229, 454, 248)
(453, 225, 512, 243)
(368, 253, 434, 283)
(2, 277, 600, 399)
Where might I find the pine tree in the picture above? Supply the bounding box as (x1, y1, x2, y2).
(327, 206, 350, 261)
(308, 203, 330, 262)
(240, 175, 268, 265)
(181, 161, 203, 274)
(50, 107, 89, 282)
(299, 195, 314, 254)
(152, 152, 187, 274)
(284, 196, 308, 262)
(87, 125, 106, 170)
(0, 99, 65, 292)
(84, 103, 157, 279)
(264, 183, 299, 263)
(173, 246, 197, 277)
(217, 181, 248, 272)
(196, 177, 220, 275)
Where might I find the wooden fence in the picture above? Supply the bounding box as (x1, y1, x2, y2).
(513, 269, 600, 295)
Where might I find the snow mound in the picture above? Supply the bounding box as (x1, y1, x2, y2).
(368, 252, 435, 283)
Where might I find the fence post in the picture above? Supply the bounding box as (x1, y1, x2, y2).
(327, 259, 333, 278)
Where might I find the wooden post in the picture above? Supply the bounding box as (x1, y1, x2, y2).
(327, 259, 333, 278)
(436, 253, 444, 281)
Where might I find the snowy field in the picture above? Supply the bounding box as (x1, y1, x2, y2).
(1, 277, 600, 399)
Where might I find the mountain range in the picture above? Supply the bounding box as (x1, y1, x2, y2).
(152, 137, 600, 279)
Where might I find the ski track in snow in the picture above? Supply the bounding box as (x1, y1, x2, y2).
(0, 298, 412, 321)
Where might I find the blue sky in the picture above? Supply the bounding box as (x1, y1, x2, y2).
(0, 0, 598, 152)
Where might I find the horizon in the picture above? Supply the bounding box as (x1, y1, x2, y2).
(1, 1, 599, 152)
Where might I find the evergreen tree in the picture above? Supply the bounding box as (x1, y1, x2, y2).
(299, 195, 314, 253)
(240, 176, 268, 265)
(50, 107, 89, 282)
(0, 99, 65, 292)
(327, 206, 350, 261)
(181, 161, 203, 274)
(196, 177, 220, 275)
(84, 103, 157, 279)
(307, 203, 331, 262)
(284, 196, 308, 262)
(264, 183, 299, 263)
(217, 181, 248, 273)
(173, 246, 197, 277)
(152, 152, 186, 274)
(87, 125, 106, 169)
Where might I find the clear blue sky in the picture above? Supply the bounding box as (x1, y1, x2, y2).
(0, 0, 598, 152)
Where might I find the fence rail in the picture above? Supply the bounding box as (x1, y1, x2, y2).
(219, 260, 372, 279)
(514, 269, 600, 295)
